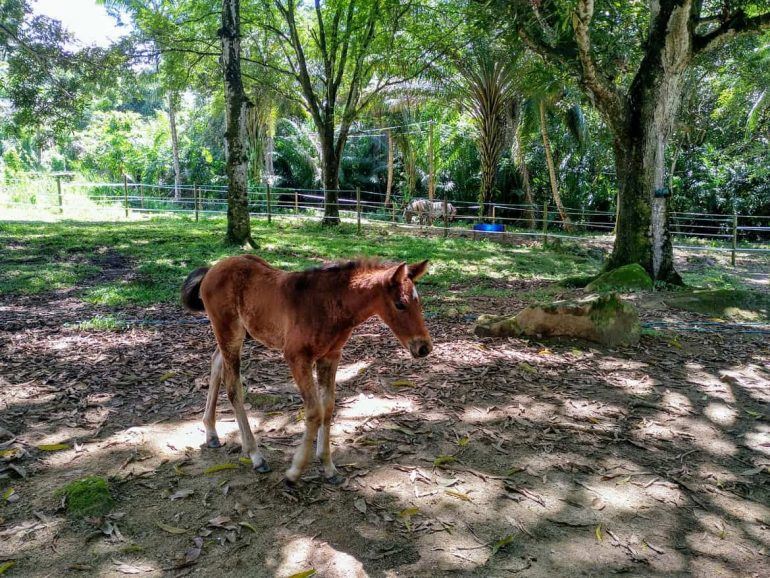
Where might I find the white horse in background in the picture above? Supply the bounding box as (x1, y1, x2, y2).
(403, 198, 457, 225)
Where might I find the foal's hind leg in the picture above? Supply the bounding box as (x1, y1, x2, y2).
(315, 352, 343, 484)
(203, 349, 224, 448)
(285, 355, 320, 484)
(220, 346, 270, 473)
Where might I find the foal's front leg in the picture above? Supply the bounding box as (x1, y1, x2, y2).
(316, 352, 343, 484)
(285, 355, 321, 484)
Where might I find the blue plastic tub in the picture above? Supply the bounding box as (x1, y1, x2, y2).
(473, 223, 505, 233)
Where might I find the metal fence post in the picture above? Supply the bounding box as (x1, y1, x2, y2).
(139, 183, 144, 209)
(492, 204, 496, 224)
(542, 201, 549, 246)
(195, 185, 199, 222)
(294, 190, 299, 215)
(123, 174, 129, 218)
(356, 187, 362, 235)
(443, 191, 449, 239)
(55, 175, 63, 214)
(266, 182, 272, 224)
(732, 213, 738, 267)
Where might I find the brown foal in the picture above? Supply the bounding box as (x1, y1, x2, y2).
(181, 255, 432, 485)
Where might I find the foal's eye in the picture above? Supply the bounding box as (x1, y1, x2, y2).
(395, 300, 407, 311)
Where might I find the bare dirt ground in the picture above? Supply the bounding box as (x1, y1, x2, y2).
(1, 254, 769, 577)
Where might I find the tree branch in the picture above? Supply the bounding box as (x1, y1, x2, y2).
(694, 9, 770, 53)
(571, 0, 623, 119)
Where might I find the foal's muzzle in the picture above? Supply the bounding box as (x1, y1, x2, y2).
(409, 338, 433, 358)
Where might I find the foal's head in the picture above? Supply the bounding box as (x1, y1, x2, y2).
(373, 260, 433, 358)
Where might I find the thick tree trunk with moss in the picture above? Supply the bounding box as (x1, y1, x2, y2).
(603, 1, 690, 284)
(220, 0, 252, 245)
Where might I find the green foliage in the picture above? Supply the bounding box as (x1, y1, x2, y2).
(57, 476, 114, 518)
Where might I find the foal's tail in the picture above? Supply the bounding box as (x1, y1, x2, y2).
(181, 267, 210, 312)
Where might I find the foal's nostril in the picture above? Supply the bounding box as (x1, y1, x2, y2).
(418, 344, 430, 357)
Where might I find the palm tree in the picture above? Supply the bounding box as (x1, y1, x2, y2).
(460, 53, 516, 218)
(517, 65, 588, 232)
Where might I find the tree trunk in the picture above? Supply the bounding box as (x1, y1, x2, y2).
(168, 92, 182, 201)
(515, 137, 536, 229)
(427, 122, 435, 200)
(320, 128, 341, 225)
(539, 100, 573, 231)
(220, 0, 252, 245)
(264, 132, 274, 181)
(245, 101, 263, 186)
(385, 129, 394, 207)
(605, 2, 691, 284)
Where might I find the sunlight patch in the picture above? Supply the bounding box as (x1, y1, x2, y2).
(274, 536, 366, 578)
(704, 402, 737, 427)
(337, 393, 415, 419)
(335, 361, 370, 384)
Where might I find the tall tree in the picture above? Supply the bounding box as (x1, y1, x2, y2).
(501, 0, 770, 282)
(254, 0, 427, 224)
(221, 0, 253, 245)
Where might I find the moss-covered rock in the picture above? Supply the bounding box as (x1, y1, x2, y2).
(474, 293, 640, 346)
(585, 264, 653, 293)
(664, 289, 770, 321)
(57, 476, 113, 518)
(473, 314, 522, 338)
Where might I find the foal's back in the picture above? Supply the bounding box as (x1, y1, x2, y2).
(200, 255, 289, 350)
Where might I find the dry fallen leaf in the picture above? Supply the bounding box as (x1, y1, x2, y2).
(203, 463, 238, 474)
(591, 497, 606, 511)
(491, 534, 514, 556)
(354, 498, 367, 514)
(445, 490, 472, 502)
(37, 443, 70, 452)
(156, 521, 188, 535)
(169, 488, 194, 500)
(287, 570, 316, 578)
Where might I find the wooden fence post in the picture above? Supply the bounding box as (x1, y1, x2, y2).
(123, 174, 129, 218)
(195, 185, 200, 222)
(542, 201, 549, 246)
(266, 182, 272, 224)
(392, 200, 396, 225)
(492, 204, 496, 224)
(443, 191, 449, 239)
(731, 213, 738, 267)
(294, 190, 299, 215)
(139, 183, 144, 209)
(55, 175, 63, 214)
(356, 187, 362, 235)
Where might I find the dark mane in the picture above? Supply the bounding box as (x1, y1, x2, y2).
(305, 258, 392, 274)
(289, 258, 391, 293)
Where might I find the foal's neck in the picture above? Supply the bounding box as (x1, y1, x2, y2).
(343, 274, 382, 327)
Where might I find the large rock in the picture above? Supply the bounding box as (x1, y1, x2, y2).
(585, 264, 653, 293)
(474, 293, 640, 346)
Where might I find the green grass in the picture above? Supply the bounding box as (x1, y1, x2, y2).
(0, 216, 604, 308)
(68, 314, 128, 331)
(56, 476, 114, 518)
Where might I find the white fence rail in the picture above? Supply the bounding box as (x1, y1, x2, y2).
(2, 177, 769, 260)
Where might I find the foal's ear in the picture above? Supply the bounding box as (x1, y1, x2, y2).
(408, 260, 429, 281)
(390, 262, 408, 284)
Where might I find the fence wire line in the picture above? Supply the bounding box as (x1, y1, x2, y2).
(2, 180, 769, 255)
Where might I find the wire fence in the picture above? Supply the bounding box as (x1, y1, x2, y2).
(2, 176, 769, 260)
